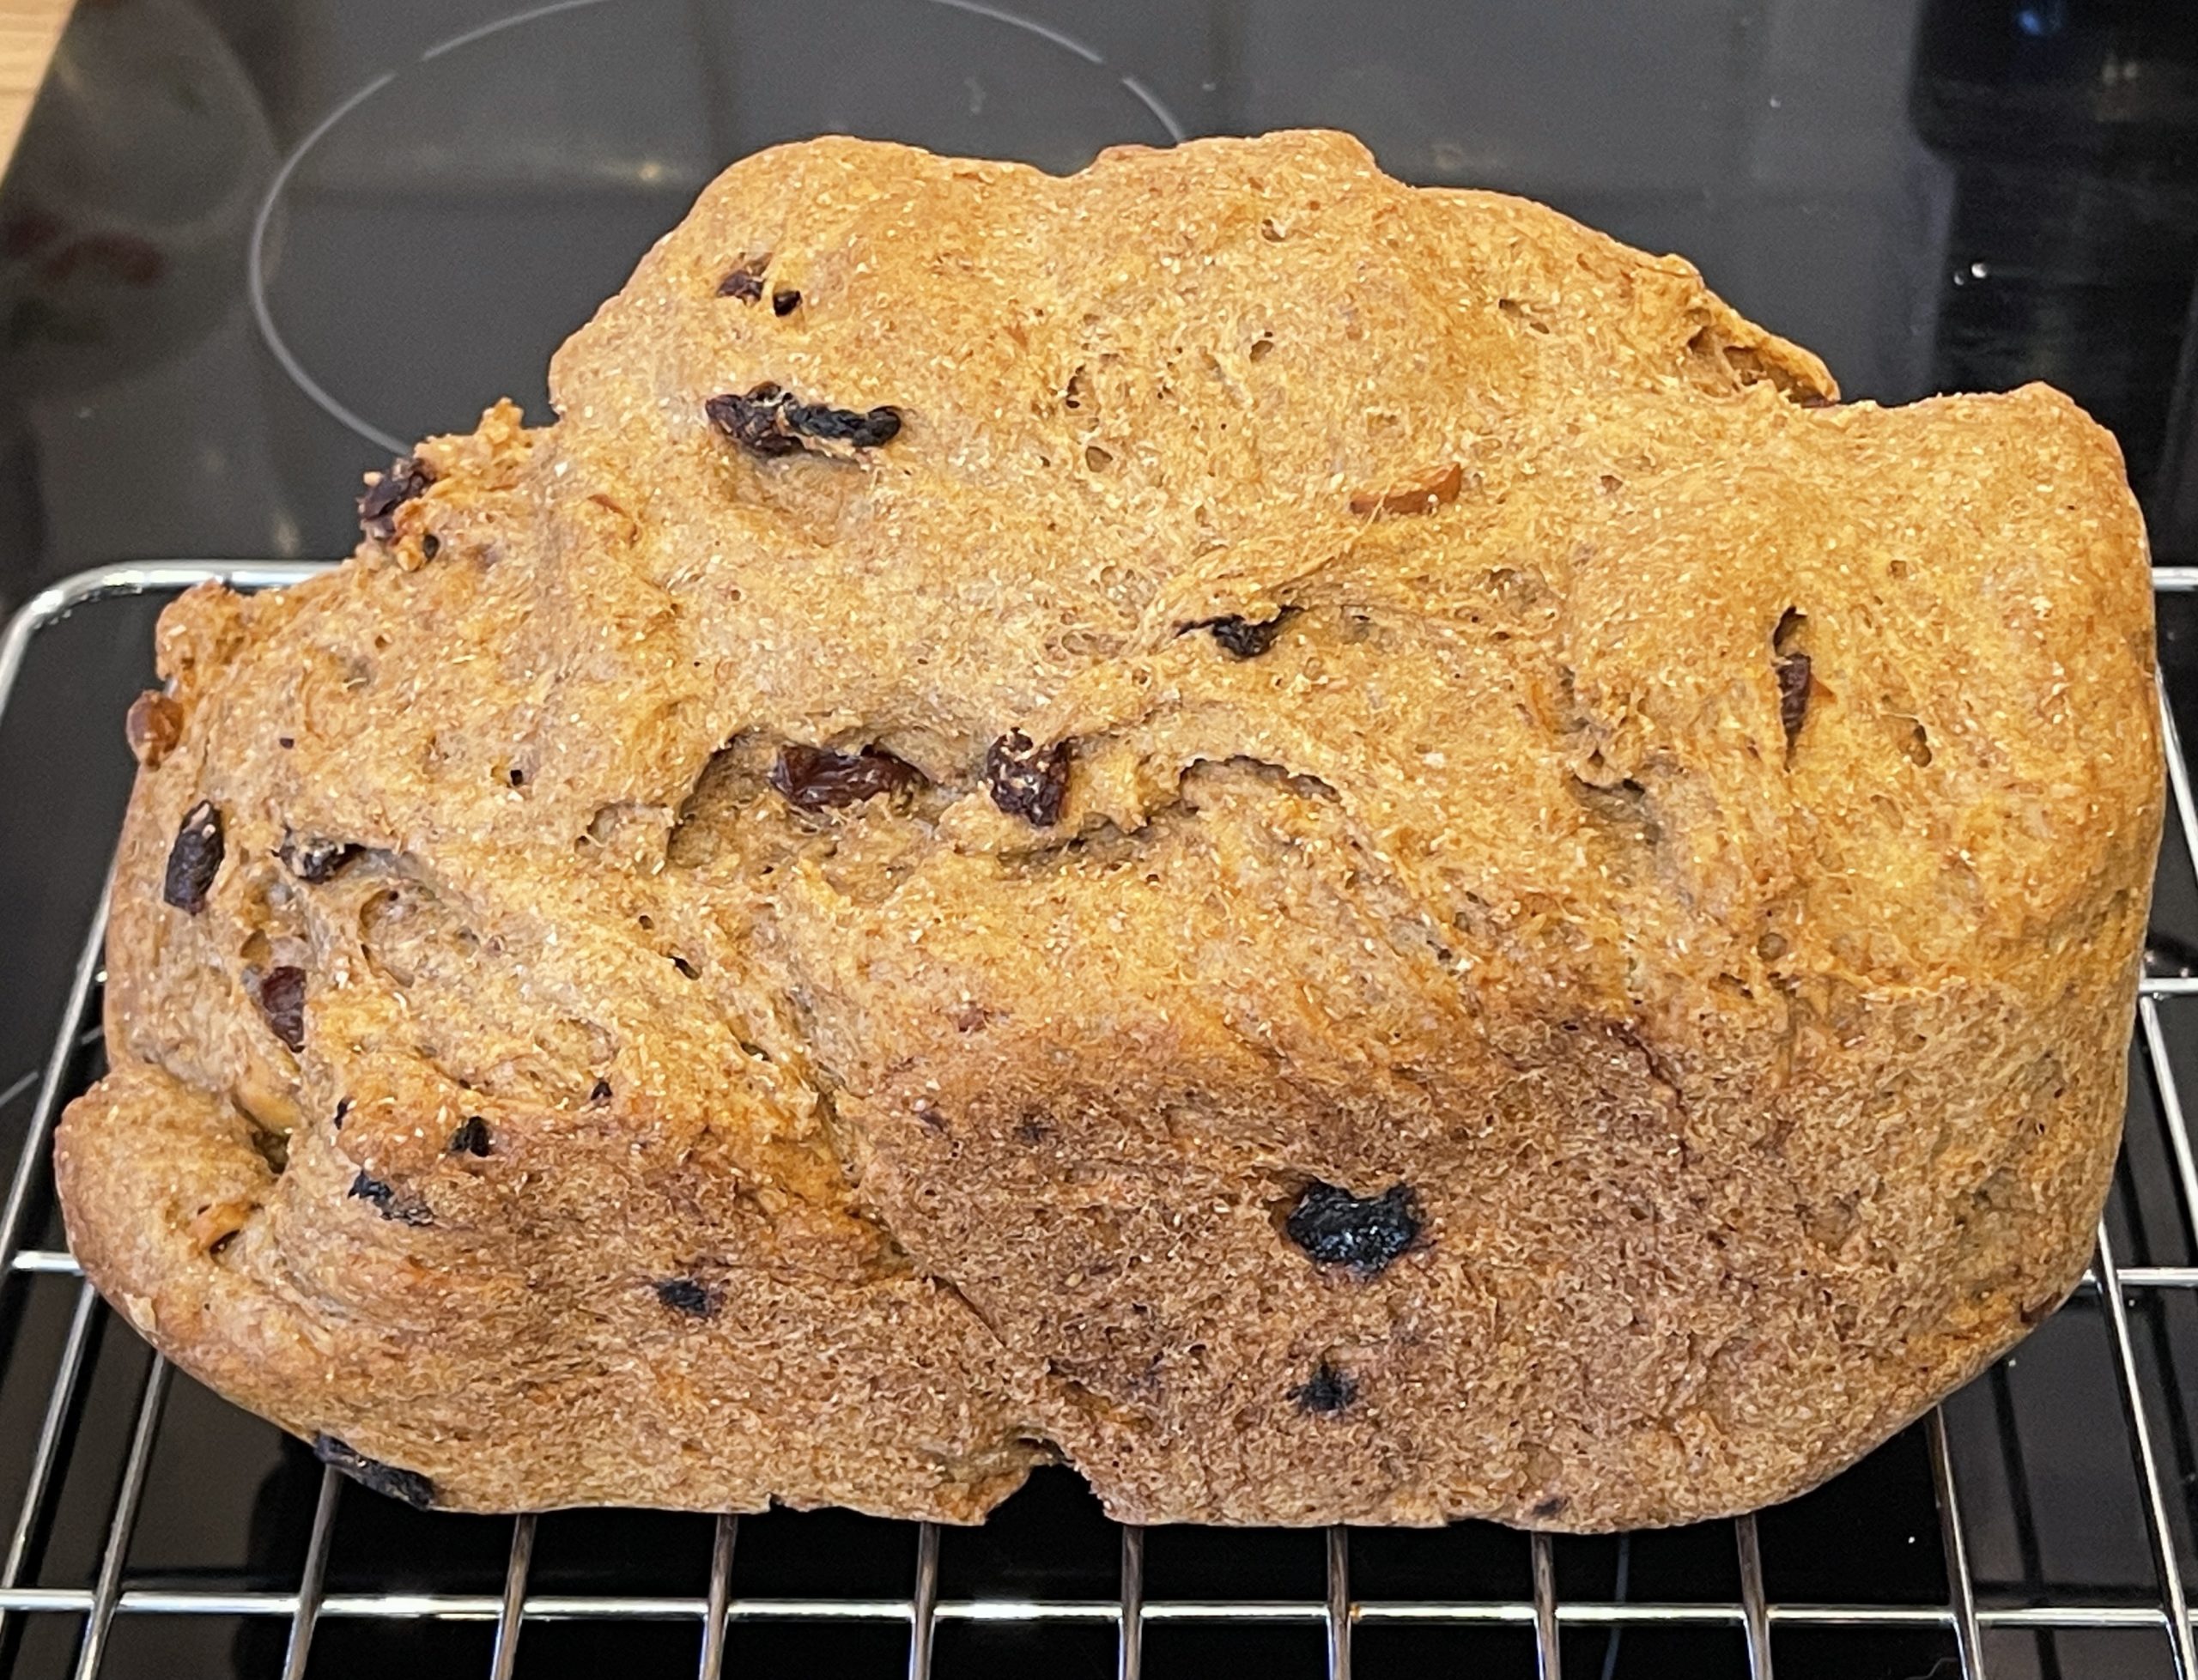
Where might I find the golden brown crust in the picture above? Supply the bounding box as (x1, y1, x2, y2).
(55, 130, 2157, 1528)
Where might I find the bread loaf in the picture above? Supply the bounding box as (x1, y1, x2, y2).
(56, 130, 2160, 1530)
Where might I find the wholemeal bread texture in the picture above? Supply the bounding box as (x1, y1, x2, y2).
(56, 130, 2160, 1530)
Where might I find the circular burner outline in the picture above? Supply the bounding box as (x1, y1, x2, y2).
(247, 0, 1187, 456)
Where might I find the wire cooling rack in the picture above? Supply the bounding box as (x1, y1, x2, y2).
(6, 563, 2198, 1680)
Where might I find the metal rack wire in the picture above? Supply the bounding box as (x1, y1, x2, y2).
(3, 561, 2198, 1678)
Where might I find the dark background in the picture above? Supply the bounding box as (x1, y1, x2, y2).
(6, 3, 2198, 1675)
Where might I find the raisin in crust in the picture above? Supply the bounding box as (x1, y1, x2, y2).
(56, 131, 2159, 1531)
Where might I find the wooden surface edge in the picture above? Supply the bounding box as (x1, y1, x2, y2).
(0, 0, 73, 179)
